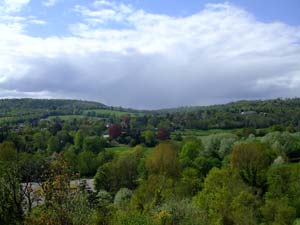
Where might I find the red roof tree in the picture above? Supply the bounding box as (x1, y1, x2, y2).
(156, 128, 170, 141)
(108, 124, 122, 139)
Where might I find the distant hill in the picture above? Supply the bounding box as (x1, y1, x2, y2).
(0, 98, 106, 112)
(1, 98, 300, 130)
(153, 98, 300, 131)
(0, 99, 109, 124)
(154, 98, 300, 114)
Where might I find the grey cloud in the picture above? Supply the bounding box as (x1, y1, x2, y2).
(1, 49, 300, 109)
(0, 2, 300, 109)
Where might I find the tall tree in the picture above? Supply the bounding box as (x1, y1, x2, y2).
(231, 142, 273, 189)
(146, 142, 180, 178)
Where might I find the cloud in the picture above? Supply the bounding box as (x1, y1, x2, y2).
(0, 0, 45, 34)
(0, 1, 300, 108)
(43, 0, 59, 7)
(0, 0, 30, 14)
(74, 1, 133, 25)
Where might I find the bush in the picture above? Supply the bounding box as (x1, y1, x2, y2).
(114, 188, 133, 209)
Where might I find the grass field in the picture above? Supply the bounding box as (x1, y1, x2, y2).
(47, 115, 86, 120)
(105, 146, 131, 153)
(47, 115, 102, 121)
(83, 109, 143, 117)
(106, 145, 154, 155)
(171, 128, 238, 138)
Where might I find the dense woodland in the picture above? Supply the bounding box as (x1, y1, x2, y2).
(1, 98, 300, 225)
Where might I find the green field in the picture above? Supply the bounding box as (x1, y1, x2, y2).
(171, 128, 238, 138)
(83, 109, 143, 117)
(47, 115, 97, 121)
(106, 146, 154, 155)
(105, 146, 131, 153)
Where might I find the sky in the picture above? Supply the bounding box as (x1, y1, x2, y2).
(0, 0, 300, 109)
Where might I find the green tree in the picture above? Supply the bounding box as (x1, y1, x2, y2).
(204, 133, 238, 159)
(47, 136, 61, 153)
(193, 156, 221, 178)
(0, 141, 17, 161)
(231, 142, 273, 189)
(146, 142, 180, 178)
(63, 147, 78, 174)
(114, 188, 133, 210)
(142, 130, 157, 147)
(131, 175, 178, 212)
(179, 139, 203, 168)
(78, 151, 100, 176)
(94, 148, 143, 193)
(90, 190, 113, 225)
(180, 167, 202, 196)
(265, 163, 300, 214)
(25, 155, 92, 225)
(56, 130, 72, 148)
(0, 161, 23, 224)
(94, 163, 111, 192)
(18, 152, 49, 213)
(74, 130, 84, 150)
(261, 197, 296, 225)
(230, 191, 259, 225)
(154, 199, 206, 225)
(111, 210, 155, 225)
(194, 167, 253, 225)
(261, 132, 300, 159)
(33, 130, 51, 151)
(83, 136, 105, 153)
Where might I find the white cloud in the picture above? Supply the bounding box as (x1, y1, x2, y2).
(43, 0, 59, 7)
(93, 0, 116, 8)
(27, 19, 46, 25)
(0, 88, 68, 99)
(256, 71, 300, 89)
(0, 0, 30, 14)
(0, 1, 300, 108)
(74, 1, 133, 25)
(0, 0, 45, 34)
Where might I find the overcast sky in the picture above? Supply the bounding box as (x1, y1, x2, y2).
(0, 0, 300, 109)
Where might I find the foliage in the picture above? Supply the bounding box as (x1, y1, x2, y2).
(24, 155, 92, 225)
(260, 197, 296, 225)
(179, 139, 203, 168)
(0, 141, 17, 161)
(194, 167, 257, 225)
(180, 167, 202, 196)
(114, 188, 133, 209)
(142, 130, 157, 147)
(146, 142, 180, 178)
(90, 190, 113, 225)
(111, 210, 155, 225)
(131, 175, 179, 212)
(153, 198, 206, 225)
(83, 136, 106, 153)
(94, 148, 143, 193)
(0, 161, 23, 225)
(1, 98, 300, 224)
(109, 124, 122, 139)
(231, 142, 274, 189)
(78, 151, 100, 176)
(157, 128, 170, 140)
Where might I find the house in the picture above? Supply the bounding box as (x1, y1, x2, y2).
(102, 134, 110, 139)
(241, 111, 257, 115)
